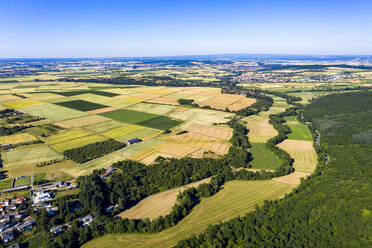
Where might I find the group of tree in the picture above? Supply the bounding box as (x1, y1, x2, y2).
(63, 139, 126, 163)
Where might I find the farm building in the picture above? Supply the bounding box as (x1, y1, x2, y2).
(126, 138, 142, 145)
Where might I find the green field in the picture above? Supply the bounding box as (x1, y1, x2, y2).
(54, 100, 108, 111)
(138, 116, 182, 130)
(284, 116, 313, 141)
(14, 176, 31, 187)
(2, 144, 64, 167)
(0, 179, 13, 190)
(19, 103, 88, 121)
(250, 142, 281, 170)
(100, 109, 158, 123)
(83, 180, 294, 248)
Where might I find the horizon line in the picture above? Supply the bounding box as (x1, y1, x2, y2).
(2, 53, 372, 60)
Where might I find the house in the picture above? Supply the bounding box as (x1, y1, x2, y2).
(105, 205, 118, 213)
(50, 224, 65, 234)
(126, 138, 142, 145)
(16, 220, 33, 233)
(50, 181, 65, 190)
(81, 215, 94, 227)
(0, 230, 14, 243)
(101, 166, 116, 179)
(33, 192, 52, 204)
(3, 199, 11, 207)
(15, 197, 26, 205)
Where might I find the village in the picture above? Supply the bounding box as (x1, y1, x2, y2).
(0, 166, 119, 246)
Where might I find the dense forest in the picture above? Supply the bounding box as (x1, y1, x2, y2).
(175, 91, 372, 248)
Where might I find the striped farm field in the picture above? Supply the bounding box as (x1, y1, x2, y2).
(84, 120, 124, 133)
(119, 178, 211, 220)
(185, 124, 232, 140)
(127, 103, 177, 115)
(115, 129, 160, 143)
(277, 139, 317, 173)
(227, 97, 257, 111)
(54, 115, 110, 128)
(46, 128, 92, 145)
(159, 132, 230, 155)
(0, 133, 38, 144)
(50, 135, 107, 153)
(83, 180, 294, 248)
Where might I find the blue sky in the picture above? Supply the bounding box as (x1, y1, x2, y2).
(1, 0, 372, 58)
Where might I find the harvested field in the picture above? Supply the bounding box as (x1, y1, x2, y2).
(246, 115, 278, 143)
(119, 178, 211, 220)
(169, 108, 233, 126)
(0, 94, 22, 102)
(196, 94, 243, 110)
(115, 129, 160, 143)
(146, 97, 179, 105)
(227, 98, 256, 111)
(277, 139, 317, 173)
(84, 120, 124, 133)
(127, 103, 177, 115)
(0, 133, 38, 144)
(2, 144, 64, 167)
(159, 132, 230, 155)
(54, 115, 109, 128)
(83, 180, 294, 248)
(88, 106, 119, 115)
(156, 143, 200, 157)
(185, 124, 232, 140)
(273, 171, 310, 185)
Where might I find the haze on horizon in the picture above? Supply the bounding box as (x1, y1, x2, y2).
(1, 0, 372, 58)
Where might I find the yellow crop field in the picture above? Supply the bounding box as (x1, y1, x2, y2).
(119, 178, 211, 220)
(277, 139, 317, 173)
(0, 133, 38, 144)
(46, 128, 92, 145)
(102, 124, 144, 139)
(50, 135, 107, 152)
(55, 115, 110, 128)
(5, 100, 46, 109)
